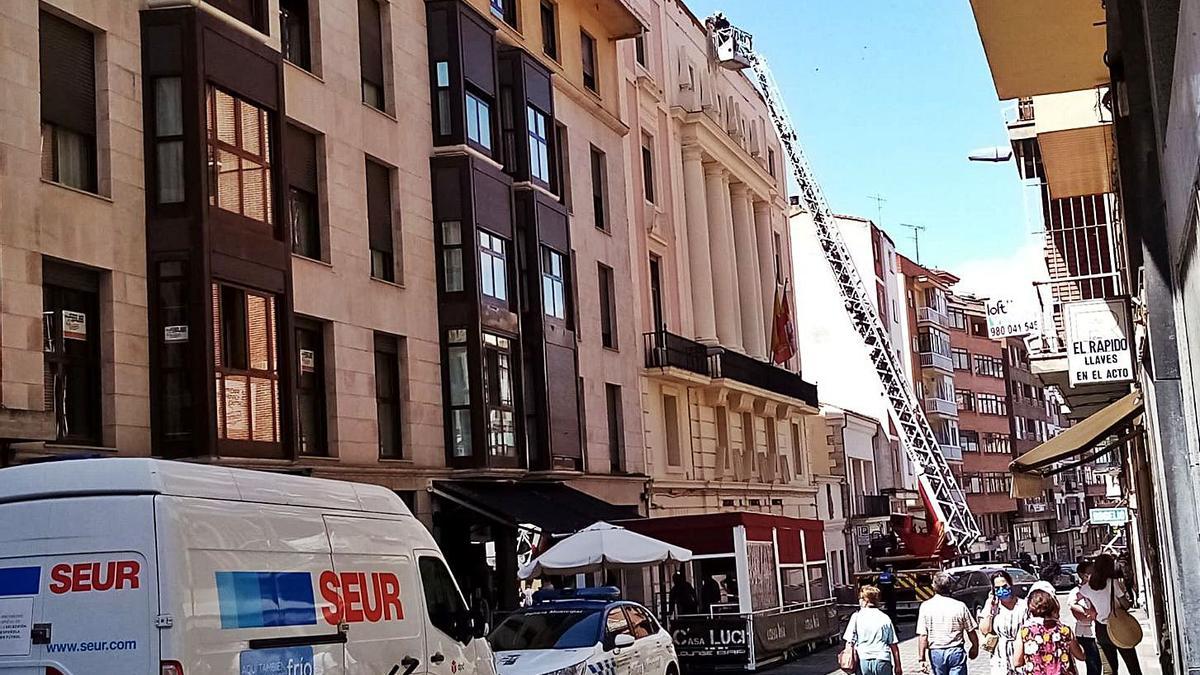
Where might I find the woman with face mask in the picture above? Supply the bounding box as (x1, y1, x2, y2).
(979, 570, 1029, 675)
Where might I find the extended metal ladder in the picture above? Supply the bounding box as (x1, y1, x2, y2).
(710, 19, 982, 551)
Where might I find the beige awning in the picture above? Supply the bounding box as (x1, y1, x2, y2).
(968, 0, 1109, 99)
(1010, 391, 1142, 497)
(1039, 125, 1115, 199)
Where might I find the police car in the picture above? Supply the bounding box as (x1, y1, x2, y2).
(488, 588, 679, 675)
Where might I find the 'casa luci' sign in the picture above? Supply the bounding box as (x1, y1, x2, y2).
(1065, 298, 1134, 387)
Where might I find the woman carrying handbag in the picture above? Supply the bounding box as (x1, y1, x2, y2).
(979, 570, 1029, 675)
(1077, 555, 1144, 675)
(843, 585, 903, 675)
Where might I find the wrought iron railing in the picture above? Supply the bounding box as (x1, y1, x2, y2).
(642, 329, 711, 376)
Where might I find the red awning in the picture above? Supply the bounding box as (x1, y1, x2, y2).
(622, 512, 825, 564)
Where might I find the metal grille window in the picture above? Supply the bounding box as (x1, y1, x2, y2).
(541, 247, 567, 320)
(207, 87, 274, 225)
(484, 333, 515, 458)
(358, 0, 385, 109)
(280, 0, 312, 72)
(465, 90, 493, 150)
(213, 284, 280, 444)
(374, 333, 404, 458)
(527, 105, 551, 183)
(287, 124, 321, 259)
(479, 230, 508, 302)
(580, 30, 598, 92)
(590, 145, 608, 230)
(39, 10, 98, 193)
(366, 158, 394, 281)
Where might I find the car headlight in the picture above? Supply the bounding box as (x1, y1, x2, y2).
(544, 663, 587, 675)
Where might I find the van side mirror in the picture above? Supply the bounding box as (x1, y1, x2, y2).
(613, 633, 635, 650)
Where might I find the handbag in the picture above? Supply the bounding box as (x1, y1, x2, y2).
(840, 614, 859, 673)
(983, 633, 1000, 653)
(1106, 584, 1143, 649)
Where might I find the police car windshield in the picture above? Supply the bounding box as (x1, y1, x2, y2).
(489, 608, 603, 651)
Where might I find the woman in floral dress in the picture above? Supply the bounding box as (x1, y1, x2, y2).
(1014, 590, 1085, 675)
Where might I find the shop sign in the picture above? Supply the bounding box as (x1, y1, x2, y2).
(1089, 507, 1129, 525)
(1066, 299, 1134, 387)
(61, 311, 87, 341)
(672, 615, 750, 666)
(986, 297, 1041, 340)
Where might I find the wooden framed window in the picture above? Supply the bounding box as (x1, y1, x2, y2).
(206, 86, 274, 226)
(39, 10, 97, 193)
(213, 283, 280, 445)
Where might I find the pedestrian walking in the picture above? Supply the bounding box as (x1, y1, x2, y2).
(1014, 590, 1085, 675)
(980, 570, 1029, 675)
(670, 572, 699, 616)
(843, 585, 903, 675)
(1077, 555, 1144, 675)
(917, 572, 980, 675)
(1069, 561, 1104, 675)
(700, 575, 721, 612)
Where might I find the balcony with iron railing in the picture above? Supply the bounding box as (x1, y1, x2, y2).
(917, 306, 950, 329)
(643, 330, 818, 406)
(852, 494, 891, 519)
(923, 396, 958, 418)
(919, 351, 954, 373)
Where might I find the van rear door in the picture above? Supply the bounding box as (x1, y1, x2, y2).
(0, 496, 158, 675)
(322, 515, 426, 674)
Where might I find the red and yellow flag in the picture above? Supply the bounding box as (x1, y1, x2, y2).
(770, 280, 797, 364)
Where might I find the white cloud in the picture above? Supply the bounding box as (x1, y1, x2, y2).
(951, 239, 1050, 314)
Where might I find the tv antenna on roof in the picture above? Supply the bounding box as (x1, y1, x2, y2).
(900, 223, 926, 264)
(867, 193, 887, 226)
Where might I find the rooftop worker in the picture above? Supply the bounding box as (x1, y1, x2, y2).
(917, 572, 980, 675)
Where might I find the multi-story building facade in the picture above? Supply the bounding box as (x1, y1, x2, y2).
(1003, 336, 1057, 563)
(899, 257, 962, 468)
(632, 0, 820, 519)
(945, 294, 1016, 560)
(0, 0, 688, 611)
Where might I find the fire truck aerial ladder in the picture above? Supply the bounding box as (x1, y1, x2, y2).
(709, 16, 982, 553)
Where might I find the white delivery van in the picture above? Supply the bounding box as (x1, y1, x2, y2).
(0, 458, 496, 675)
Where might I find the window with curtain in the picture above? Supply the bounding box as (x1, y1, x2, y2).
(441, 221, 464, 292)
(39, 10, 97, 193)
(207, 87, 274, 226)
(155, 77, 185, 204)
(213, 284, 280, 444)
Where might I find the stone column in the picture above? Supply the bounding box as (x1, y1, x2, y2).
(754, 200, 778, 347)
(705, 164, 741, 350)
(731, 183, 766, 358)
(682, 146, 717, 343)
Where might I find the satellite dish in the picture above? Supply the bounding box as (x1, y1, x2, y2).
(968, 146, 1013, 162)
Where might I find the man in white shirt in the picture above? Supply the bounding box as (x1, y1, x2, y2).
(917, 572, 980, 675)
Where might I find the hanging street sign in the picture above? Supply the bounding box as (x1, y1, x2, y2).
(1065, 298, 1134, 387)
(1089, 507, 1129, 526)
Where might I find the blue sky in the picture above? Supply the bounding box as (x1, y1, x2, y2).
(684, 0, 1031, 278)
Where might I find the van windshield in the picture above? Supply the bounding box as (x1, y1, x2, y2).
(489, 608, 602, 651)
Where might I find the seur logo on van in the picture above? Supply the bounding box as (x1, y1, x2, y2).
(216, 571, 403, 630)
(48, 561, 141, 594)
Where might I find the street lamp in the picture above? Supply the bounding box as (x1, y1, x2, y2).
(967, 146, 1014, 162)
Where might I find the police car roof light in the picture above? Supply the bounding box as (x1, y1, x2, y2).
(534, 586, 622, 604)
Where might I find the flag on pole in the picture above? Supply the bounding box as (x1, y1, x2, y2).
(770, 280, 797, 364)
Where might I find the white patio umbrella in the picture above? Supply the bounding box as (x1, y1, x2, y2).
(518, 521, 693, 579)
